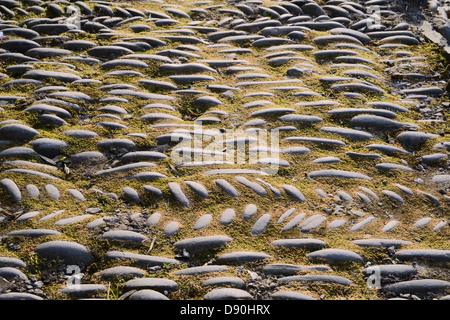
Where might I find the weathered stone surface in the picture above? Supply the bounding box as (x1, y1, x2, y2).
(34, 241, 92, 266)
(174, 235, 233, 254)
(306, 249, 364, 264)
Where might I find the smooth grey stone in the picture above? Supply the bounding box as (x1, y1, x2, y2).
(299, 214, 327, 232)
(164, 221, 180, 236)
(1, 39, 40, 53)
(352, 239, 412, 248)
(220, 208, 236, 225)
(235, 20, 281, 33)
(38, 209, 64, 222)
(159, 62, 216, 74)
(277, 208, 296, 224)
(70, 152, 106, 166)
(0, 257, 27, 269)
(328, 219, 347, 229)
(105, 251, 180, 267)
(282, 184, 306, 202)
(271, 291, 317, 300)
(54, 215, 91, 226)
(60, 284, 107, 297)
(193, 214, 212, 230)
(345, 152, 382, 159)
(384, 280, 450, 295)
(313, 49, 361, 60)
(355, 192, 372, 204)
(201, 276, 245, 289)
(0, 146, 38, 160)
(1, 28, 40, 39)
(29, 138, 68, 158)
(2, 169, 59, 180)
(312, 156, 340, 164)
(350, 216, 376, 231)
(87, 218, 106, 230)
(62, 40, 97, 51)
(262, 263, 330, 276)
(433, 221, 447, 232)
(0, 293, 43, 300)
(138, 79, 177, 91)
(251, 214, 271, 235)
(281, 212, 307, 232)
(98, 266, 145, 283)
(271, 239, 326, 251)
(284, 136, 346, 147)
(0, 178, 21, 202)
(419, 191, 440, 206)
(0, 52, 38, 63)
(184, 181, 209, 199)
(331, 82, 384, 94)
(173, 265, 229, 276)
(25, 104, 72, 119)
(87, 45, 134, 59)
(279, 114, 323, 123)
(366, 101, 410, 113)
(44, 184, 60, 200)
(121, 151, 167, 163)
(1, 79, 44, 88)
(34, 241, 92, 266)
(25, 184, 40, 199)
(337, 191, 353, 202)
(421, 154, 448, 164)
(382, 190, 404, 203)
(122, 187, 140, 204)
(320, 126, 377, 141)
(127, 172, 167, 181)
(308, 170, 371, 180)
(362, 265, 417, 279)
(203, 288, 253, 300)
(23, 70, 81, 83)
(16, 210, 41, 222)
(215, 179, 239, 197)
(395, 249, 450, 263)
(143, 185, 163, 198)
(169, 75, 216, 84)
(0, 267, 28, 281)
(401, 86, 443, 96)
(146, 212, 161, 227)
(255, 179, 281, 197)
(375, 163, 414, 172)
(279, 274, 353, 286)
(64, 130, 99, 139)
(235, 177, 266, 197)
(282, 147, 311, 155)
(242, 204, 257, 221)
(25, 48, 71, 59)
(328, 107, 398, 118)
(124, 278, 178, 294)
(141, 113, 182, 122)
(366, 144, 411, 155)
(101, 230, 147, 244)
(214, 251, 271, 264)
(174, 235, 233, 254)
(306, 249, 364, 264)
(396, 131, 438, 149)
(94, 162, 156, 176)
(329, 27, 372, 43)
(413, 217, 433, 228)
(96, 139, 137, 153)
(383, 220, 400, 232)
(168, 182, 189, 208)
(0, 124, 39, 141)
(100, 59, 149, 70)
